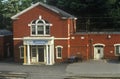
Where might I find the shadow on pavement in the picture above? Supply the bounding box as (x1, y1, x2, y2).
(106, 59, 120, 64)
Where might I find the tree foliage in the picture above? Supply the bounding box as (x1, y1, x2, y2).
(0, 0, 120, 31)
(54, 0, 120, 32)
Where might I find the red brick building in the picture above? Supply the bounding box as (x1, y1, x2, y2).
(0, 29, 13, 60)
(11, 2, 76, 65)
(70, 33, 120, 60)
(11, 2, 120, 65)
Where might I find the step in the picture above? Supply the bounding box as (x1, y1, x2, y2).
(0, 72, 28, 79)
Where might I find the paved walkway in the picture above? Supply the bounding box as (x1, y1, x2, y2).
(0, 60, 120, 79)
(0, 62, 68, 79)
(66, 60, 120, 78)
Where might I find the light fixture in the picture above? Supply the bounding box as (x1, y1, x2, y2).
(108, 35, 111, 39)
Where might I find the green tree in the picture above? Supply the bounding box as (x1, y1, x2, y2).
(0, 0, 33, 30)
(55, 0, 120, 32)
(32, 0, 47, 4)
(0, 0, 8, 29)
(0, 0, 120, 31)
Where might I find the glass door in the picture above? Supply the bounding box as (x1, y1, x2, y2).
(38, 46, 44, 62)
(31, 46, 38, 63)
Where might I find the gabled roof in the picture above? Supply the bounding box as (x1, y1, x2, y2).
(11, 2, 77, 20)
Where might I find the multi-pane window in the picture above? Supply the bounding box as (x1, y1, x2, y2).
(56, 46, 63, 59)
(19, 46, 24, 59)
(38, 25, 44, 34)
(114, 44, 120, 56)
(32, 25, 35, 35)
(46, 25, 50, 34)
(29, 16, 52, 36)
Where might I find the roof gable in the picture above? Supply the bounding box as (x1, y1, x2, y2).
(11, 2, 77, 20)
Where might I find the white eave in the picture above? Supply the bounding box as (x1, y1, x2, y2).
(11, 2, 40, 20)
(11, 2, 77, 20)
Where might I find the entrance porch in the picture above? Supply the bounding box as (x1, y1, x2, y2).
(23, 37, 54, 65)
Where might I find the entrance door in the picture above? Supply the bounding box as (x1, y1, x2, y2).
(38, 46, 44, 62)
(31, 46, 45, 63)
(31, 47, 37, 63)
(94, 45, 104, 60)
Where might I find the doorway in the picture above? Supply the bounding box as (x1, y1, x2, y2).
(31, 45, 45, 63)
(38, 46, 44, 62)
(94, 45, 104, 60)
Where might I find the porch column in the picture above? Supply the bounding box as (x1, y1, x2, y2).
(27, 45, 31, 65)
(23, 45, 27, 64)
(49, 45, 54, 65)
(46, 45, 49, 65)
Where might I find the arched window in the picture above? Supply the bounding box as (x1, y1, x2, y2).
(29, 16, 52, 36)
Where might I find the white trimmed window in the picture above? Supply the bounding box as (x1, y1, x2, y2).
(19, 46, 24, 59)
(29, 16, 52, 36)
(56, 46, 63, 59)
(114, 44, 120, 56)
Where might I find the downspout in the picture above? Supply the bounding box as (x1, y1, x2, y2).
(67, 19, 71, 58)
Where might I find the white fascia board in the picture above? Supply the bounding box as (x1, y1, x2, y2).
(11, 2, 40, 20)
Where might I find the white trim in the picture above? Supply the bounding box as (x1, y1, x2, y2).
(11, 2, 61, 19)
(114, 44, 120, 56)
(11, 2, 76, 20)
(55, 45, 63, 48)
(13, 38, 23, 40)
(14, 37, 69, 41)
(56, 45, 63, 59)
(114, 44, 120, 46)
(11, 3, 40, 19)
(29, 16, 52, 36)
(19, 46, 24, 59)
(30, 35, 51, 36)
(54, 38, 69, 40)
(23, 36, 54, 40)
(93, 43, 105, 47)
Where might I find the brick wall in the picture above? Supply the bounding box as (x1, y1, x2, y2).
(70, 33, 120, 60)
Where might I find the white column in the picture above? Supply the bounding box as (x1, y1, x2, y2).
(49, 45, 52, 65)
(27, 45, 31, 65)
(49, 45, 53, 65)
(52, 44, 55, 64)
(46, 45, 49, 65)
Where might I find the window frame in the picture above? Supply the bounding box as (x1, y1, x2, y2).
(19, 46, 24, 59)
(114, 44, 120, 56)
(29, 16, 52, 36)
(56, 46, 63, 59)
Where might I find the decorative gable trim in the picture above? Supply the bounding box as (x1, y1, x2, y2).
(11, 2, 76, 20)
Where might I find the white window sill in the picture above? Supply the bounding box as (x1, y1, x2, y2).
(56, 57, 62, 59)
(31, 35, 50, 36)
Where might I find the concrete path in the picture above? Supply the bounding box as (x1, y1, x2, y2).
(1, 60, 120, 79)
(0, 62, 68, 79)
(66, 60, 120, 78)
